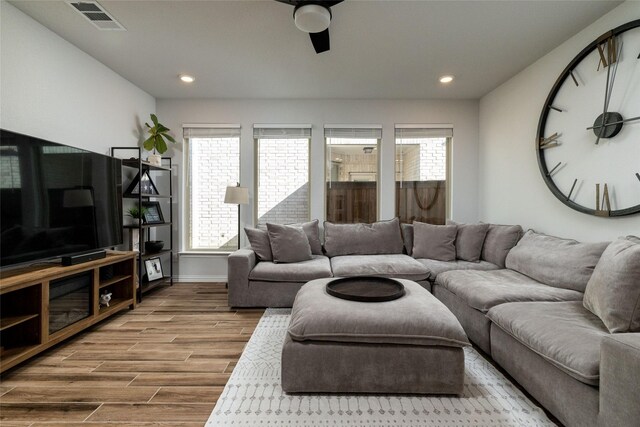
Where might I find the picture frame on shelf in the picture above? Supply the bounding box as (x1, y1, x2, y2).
(141, 201, 164, 224)
(145, 257, 163, 281)
(124, 171, 159, 196)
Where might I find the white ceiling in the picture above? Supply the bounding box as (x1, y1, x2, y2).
(9, 0, 621, 100)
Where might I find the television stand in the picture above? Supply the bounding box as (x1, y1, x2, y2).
(0, 251, 136, 373)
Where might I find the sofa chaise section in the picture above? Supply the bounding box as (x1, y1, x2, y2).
(488, 301, 640, 427)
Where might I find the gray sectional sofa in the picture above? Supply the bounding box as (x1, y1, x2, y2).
(228, 218, 640, 427)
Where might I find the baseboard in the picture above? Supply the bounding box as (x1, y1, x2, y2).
(175, 275, 228, 283)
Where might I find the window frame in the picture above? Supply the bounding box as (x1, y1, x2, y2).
(393, 125, 453, 223)
(323, 126, 382, 223)
(182, 125, 242, 254)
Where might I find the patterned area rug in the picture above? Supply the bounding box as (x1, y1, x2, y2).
(206, 309, 556, 426)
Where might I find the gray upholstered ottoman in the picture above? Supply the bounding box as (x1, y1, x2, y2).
(281, 278, 469, 395)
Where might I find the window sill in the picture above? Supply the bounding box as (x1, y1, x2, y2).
(178, 251, 234, 257)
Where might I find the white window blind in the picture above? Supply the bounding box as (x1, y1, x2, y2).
(183, 126, 240, 139)
(324, 126, 382, 139)
(394, 126, 453, 139)
(253, 125, 311, 139)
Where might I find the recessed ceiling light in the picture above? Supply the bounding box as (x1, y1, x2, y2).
(179, 74, 195, 83)
(439, 75, 454, 84)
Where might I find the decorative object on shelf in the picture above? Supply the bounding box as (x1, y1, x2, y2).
(99, 292, 112, 308)
(124, 171, 159, 196)
(141, 201, 164, 224)
(126, 205, 148, 225)
(536, 19, 640, 217)
(144, 240, 164, 253)
(129, 228, 140, 252)
(224, 183, 250, 249)
(143, 114, 176, 166)
(145, 257, 164, 281)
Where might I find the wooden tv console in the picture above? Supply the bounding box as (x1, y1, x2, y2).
(0, 251, 136, 373)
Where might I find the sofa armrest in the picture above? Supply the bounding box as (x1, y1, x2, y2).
(599, 333, 640, 427)
(227, 248, 257, 307)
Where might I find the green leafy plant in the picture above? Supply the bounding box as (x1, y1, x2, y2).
(143, 114, 176, 154)
(126, 205, 148, 219)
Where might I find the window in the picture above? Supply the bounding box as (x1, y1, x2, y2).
(395, 126, 452, 225)
(325, 126, 382, 223)
(254, 126, 311, 226)
(184, 126, 240, 252)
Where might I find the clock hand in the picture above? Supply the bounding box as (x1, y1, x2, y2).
(595, 40, 622, 145)
(588, 115, 640, 130)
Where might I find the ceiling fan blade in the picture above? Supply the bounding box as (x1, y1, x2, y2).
(309, 29, 330, 53)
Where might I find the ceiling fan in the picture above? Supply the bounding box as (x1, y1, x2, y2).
(275, 0, 344, 54)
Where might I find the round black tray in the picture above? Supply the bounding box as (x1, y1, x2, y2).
(326, 276, 405, 302)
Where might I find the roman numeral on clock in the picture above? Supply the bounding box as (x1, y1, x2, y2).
(540, 133, 560, 148)
(595, 183, 611, 216)
(596, 32, 617, 69)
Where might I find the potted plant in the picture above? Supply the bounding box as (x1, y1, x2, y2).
(143, 114, 176, 166)
(126, 205, 148, 225)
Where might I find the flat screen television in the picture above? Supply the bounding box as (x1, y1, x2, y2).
(1, 129, 123, 268)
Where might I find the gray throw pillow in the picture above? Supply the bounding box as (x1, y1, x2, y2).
(266, 223, 313, 263)
(401, 223, 414, 256)
(455, 223, 490, 262)
(290, 219, 323, 255)
(412, 221, 457, 261)
(481, 223, 523, 268)
(244, 227, 272, 261)
(323, 218, 404, 257)
(583, 237, 640, 333)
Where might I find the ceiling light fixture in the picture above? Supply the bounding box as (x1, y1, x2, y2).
(439, 75, 454, 84)
(294, 4, 331, 33)
(179, 74, 195, 83)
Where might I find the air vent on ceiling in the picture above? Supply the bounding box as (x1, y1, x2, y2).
(66, 1, 126, 31)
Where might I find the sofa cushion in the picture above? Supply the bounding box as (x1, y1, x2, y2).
(584, 236, 640, 333)
(506, 230, 608, 292)
(488, 301, 609, 385)
(244, 227, 272, 261)
(323, 218, 404, 257)
(330, 254, 429, 281)
(266, 223, 313, 263)
(416, 258, 500, 281)
(455, 223, 490, 262)
(249, 255, 332, 282)
(412, 222, 457, 261)
(288, 278, 469, 347)
(401, 223, 413, 255)
(481, 224, 523, 268)
(435, 269, 584, 313)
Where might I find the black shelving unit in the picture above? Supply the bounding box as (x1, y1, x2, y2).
(111, 147, 174, 301)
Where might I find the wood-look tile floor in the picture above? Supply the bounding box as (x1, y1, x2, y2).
(0, 283, 264, 426)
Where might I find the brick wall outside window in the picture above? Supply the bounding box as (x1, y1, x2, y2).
(257, 138, 309, 225)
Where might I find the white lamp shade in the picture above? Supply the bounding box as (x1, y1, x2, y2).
(224, 186, 249, 205)
(294, 4, 331, 33)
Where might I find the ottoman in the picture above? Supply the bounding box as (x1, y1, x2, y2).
(281, 278, 470, 395)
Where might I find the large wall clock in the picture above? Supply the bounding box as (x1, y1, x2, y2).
(536, 19, 640, 217)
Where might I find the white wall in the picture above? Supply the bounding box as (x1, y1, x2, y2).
(157, 99, 479, 281)
(479, 1, 640, 242)
(0, 1, 155, 154)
